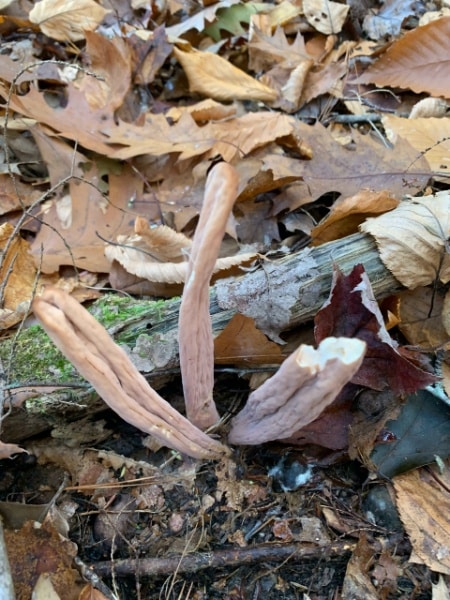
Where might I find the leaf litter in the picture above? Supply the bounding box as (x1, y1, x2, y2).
(0, 0, 450, 598)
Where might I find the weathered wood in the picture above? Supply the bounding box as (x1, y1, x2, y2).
(0, 232, 401, 442)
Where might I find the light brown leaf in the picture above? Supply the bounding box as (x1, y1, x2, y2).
(105, 225, 257, 284)
(303, 0, 349, 35)
(360, 191, 450, 288)
(30, 162, 133, 274)
(394, 466, 450, 575)
(214, 314, 283, 367)
(29, 0, 110, 42)
(382, 115, 450, 179)
(0, 223, 36, 327)
(356, 16, 450, 97)
(311, 190, 399, 245)
(173, 46, 278, 103)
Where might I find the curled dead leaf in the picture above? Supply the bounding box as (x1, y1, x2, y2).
(29, 0, 110, 42)
(360, 191, 450, 288)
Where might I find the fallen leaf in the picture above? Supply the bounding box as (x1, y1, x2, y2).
(355, 16, 450, 97)
(303, 0, 349, 35)
(363, 0, 419, 40)
(341, 533, 380, 600)
(0, 223, 37, 327)
(398, 287, 448, 350)
(360, 191, 450, 289)
(382, 115, 450, 180)
(173, 46, 278, 102)
(4, 520, 80, 600)
(163, 0, 241, 39)
(394, 464, 450, 574)
(214, 313, 283, 367)
(105, 221, 257, 285)
(29, 0, 110, 42)
(315, 264, 436, 393)
(311, 189, 399, 245)
(30, 161, 133, 273)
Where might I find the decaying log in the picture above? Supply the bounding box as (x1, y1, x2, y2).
(0, 231, 401, 442)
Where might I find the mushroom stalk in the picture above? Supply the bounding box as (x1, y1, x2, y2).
(33, 288, 229, 460)
(228, 337, 366, 445)
(178, 163, 240, 429)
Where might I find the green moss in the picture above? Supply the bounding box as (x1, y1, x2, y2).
(0, 293, 180, 387)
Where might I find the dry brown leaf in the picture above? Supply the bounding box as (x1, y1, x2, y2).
(409, 98, 448, 119)
(0, 173, 42, 215)
(30, 162, 133, 274)
(360, 191, 450, 289)
(311, 190, 399, 245)
(303, 0, 349, 35)
(80, 32, 131, 111)
(398, 288, 449, 350)
(214, 314, 283, 367)
(383, 115, 450, 179)
(394, 465, 450, 575)
(356, 16, 450, 97)
(0, 223, 37, 328)
(29, 0, 110, 42)
(173, 46, 278, 103)
(166, 99, 237, 123)
(79, 584, 109, 600)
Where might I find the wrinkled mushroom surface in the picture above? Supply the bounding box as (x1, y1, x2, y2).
(33, 288, 229, 460)
(228, 337, 366, 445)
(179, 162, 240, 429)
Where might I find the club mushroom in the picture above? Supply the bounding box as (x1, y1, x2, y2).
(178, 162, 240, 430)
(33, 288, 229, 460)
(228, 337, 366, 445)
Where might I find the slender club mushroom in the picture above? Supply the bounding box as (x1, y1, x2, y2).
(228, 337, 366, 445)
(178, 162, 240, 429)
(33, 288, 229, 460)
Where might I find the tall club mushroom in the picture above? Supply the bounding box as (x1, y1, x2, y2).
(178, 162, 240, 429)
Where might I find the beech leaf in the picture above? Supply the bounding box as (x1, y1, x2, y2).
(360, 191, 450, 289)
(29, 0, 110, 42)
(356, 16, 450, 97)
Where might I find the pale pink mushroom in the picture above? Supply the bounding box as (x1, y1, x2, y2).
(178, 162, 239, 429)
(228, 337, 366, 445)
(33, 288, 229, 460)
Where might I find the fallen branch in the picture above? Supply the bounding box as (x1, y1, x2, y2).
(0, 232, 401, 443)
(91, 540, 358, 577)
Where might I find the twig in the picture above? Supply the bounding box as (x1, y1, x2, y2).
(91, 540, 357, 577)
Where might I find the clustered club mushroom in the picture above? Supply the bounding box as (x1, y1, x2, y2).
(32, 163, 367, 460)
(32, 288, 229, 460)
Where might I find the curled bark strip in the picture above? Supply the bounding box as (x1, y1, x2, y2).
(179, 162, 240, 429)
(228, 337, 366, 445)
(33, 288, 229, 460)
